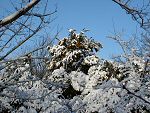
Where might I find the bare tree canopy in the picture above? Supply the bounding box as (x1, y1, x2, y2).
(0, 0, 40, 27)
(112, 0, 150, 31)
(0, 0, 57, 61)
(113, 0, 150, 55)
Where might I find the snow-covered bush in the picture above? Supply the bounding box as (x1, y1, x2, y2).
(0, 29, 149, 113)
(47, 29, 102, 73)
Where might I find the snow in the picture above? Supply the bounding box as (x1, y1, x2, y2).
(0, 29, 150, 113)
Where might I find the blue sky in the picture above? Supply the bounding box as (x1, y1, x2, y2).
(0, 0, 142, 59)
(51, 0, 141, 59)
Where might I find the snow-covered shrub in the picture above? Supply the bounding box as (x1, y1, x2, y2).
(47, 29, 102, 73)
(0, 29, 149, 113)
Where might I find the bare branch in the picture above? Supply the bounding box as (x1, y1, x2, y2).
(123, 84, 150, 105)
(0, 0, 40, 27)
(112, 0, 150, 31)
(0, 21, 42, 61)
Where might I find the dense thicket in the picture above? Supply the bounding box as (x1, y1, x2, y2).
(0, 30, 149, 113)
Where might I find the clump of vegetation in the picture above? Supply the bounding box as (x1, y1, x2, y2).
(0, 29, 149, 113)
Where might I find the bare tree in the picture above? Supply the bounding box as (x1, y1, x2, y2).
(112, 0, 150, 30)
(0, 1, 59, 111)
(112, 0, 150, 55)
(0, 0, 58, 81)
(0, 0, 57, 61)
(0, 0, 40, 27)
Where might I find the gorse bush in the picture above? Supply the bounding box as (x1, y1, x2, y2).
(0, 29, 150, 113)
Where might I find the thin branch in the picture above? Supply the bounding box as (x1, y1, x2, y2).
(0, 17, 29, 52)
(0, 21, 43, 61)
(0, 0, 40, 27)
(123, 85, 150, 105)
(25, 10, 57, 19)
(20, 30, 60, 57)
